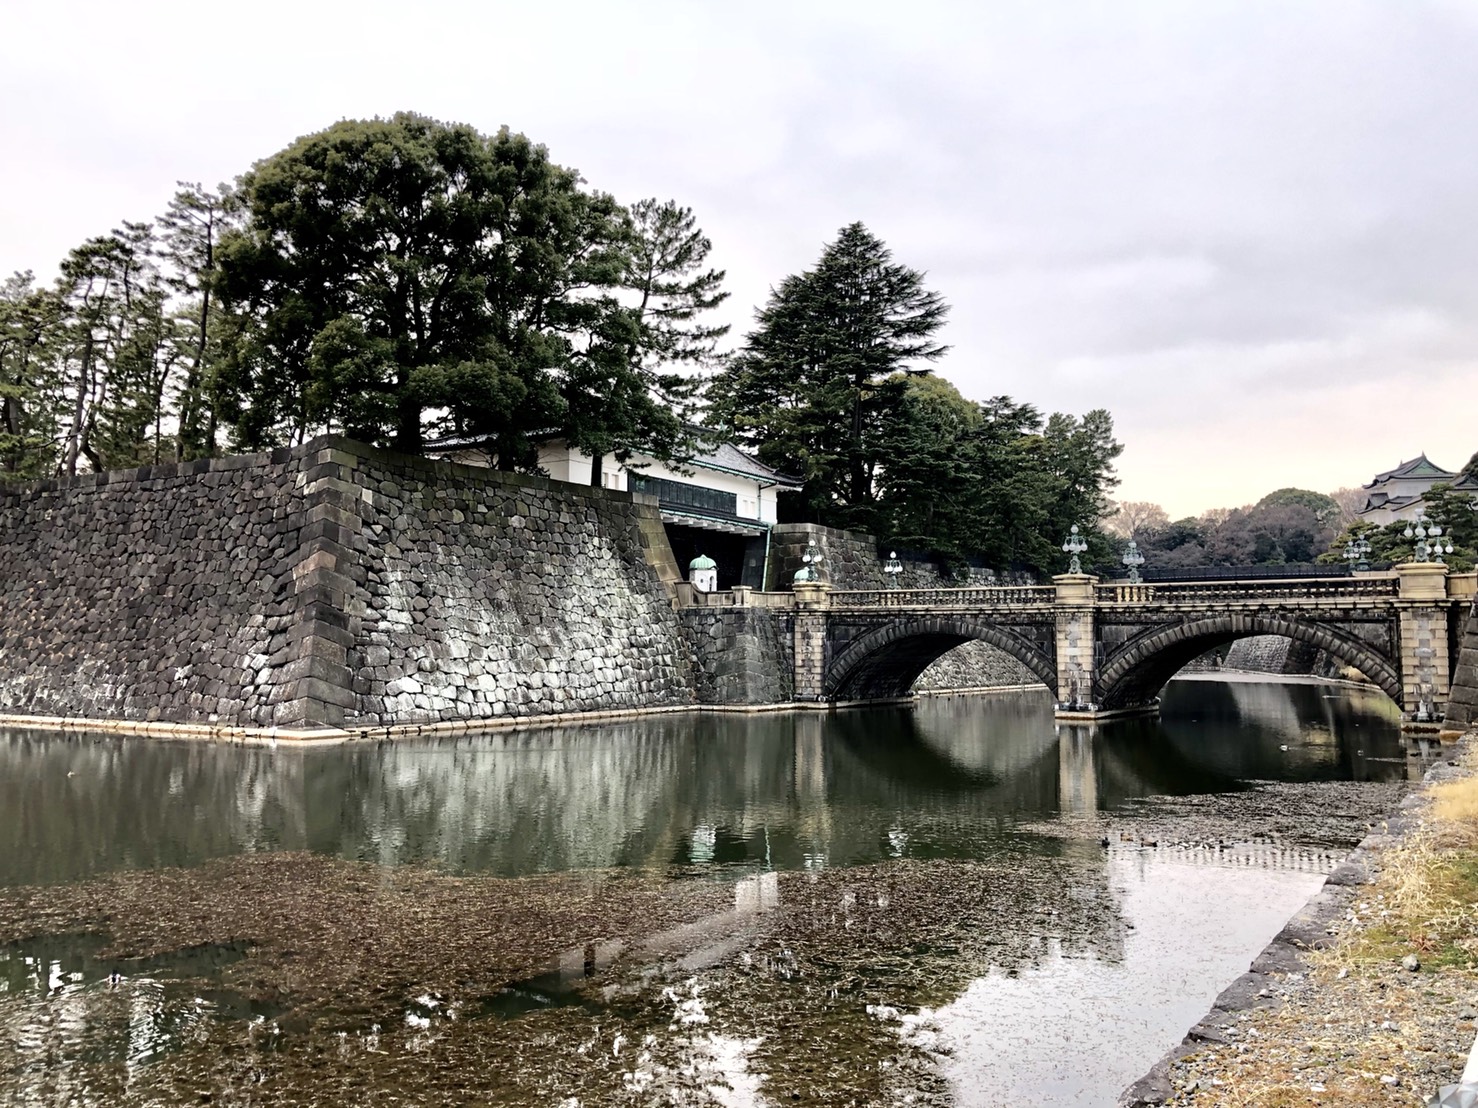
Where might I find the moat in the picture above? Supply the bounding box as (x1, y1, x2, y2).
(0, 677, 1425, 1106)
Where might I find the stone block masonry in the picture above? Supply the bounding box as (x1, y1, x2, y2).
(1447, 601, 1478, 732)
(679, 607, 794, 705)
(0, 449, 310, 725)
(0, 437, 699, 730)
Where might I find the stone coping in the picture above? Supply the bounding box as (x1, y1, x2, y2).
(0, 698, 918, 746)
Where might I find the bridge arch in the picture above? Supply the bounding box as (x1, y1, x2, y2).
(823, 616, 1057, 701)
(1096, 613, 1404, 711)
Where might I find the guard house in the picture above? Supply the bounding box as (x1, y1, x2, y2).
(426, 431, 800, 590)
(1358, 455, 1478, 525)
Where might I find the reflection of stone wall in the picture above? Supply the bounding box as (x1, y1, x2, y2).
(913, 640, 1044, 691)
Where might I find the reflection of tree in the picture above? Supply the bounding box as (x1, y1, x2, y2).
(1151, 679, 1407, 785)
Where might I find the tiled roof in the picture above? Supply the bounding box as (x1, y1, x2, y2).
(1451, 471, 1478, 492)
(1365, 454, 1456, 486)
(422, 431, 801, 489)
(688, 438, 801, 487)
(1359, 492, 1424, 515)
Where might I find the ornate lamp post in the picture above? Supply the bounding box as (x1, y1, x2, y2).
(883, 551, 903, 588)
(1061, 524, 1088, 575)
(1121, 540, 1145, 584)
(1404, 510, 1453, 564)
(793, 538, 823, 584)
(1344, 536, 1372, 572)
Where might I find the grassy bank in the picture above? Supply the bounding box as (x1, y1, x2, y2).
(1165, 739, 1478, 1106)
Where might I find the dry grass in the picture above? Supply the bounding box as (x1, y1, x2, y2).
(1165, 744, 1478, 1107)
(1432, 776, 1478, 829)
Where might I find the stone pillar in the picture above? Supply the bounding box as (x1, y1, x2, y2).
(272, 448, 362, 728)
(1395, 562, 1452, 725)
(792, 582, 829, 701)
(1053, 573, 1099, 712)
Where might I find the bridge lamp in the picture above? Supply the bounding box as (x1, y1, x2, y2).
(884, 551, 903, 588)
(793, 538, 823, 584)
(1404, 510, 1453, 564)
(1121, 540, 1145, 584)
(1344, 536, 1372, 572)
(1061, 524, 1088, 575)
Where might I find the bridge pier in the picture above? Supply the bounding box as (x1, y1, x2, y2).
(1052, 572, 1105, 717)
(792, 581, 829, 701)
(1396, 562, 1453, 727)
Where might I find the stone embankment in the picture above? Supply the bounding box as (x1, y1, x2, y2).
(1221, 634, 1355, 684)
(0, 445, 1048, 734)
(0, 437, 697, 730)
(1447, 601, 1478, 734)
(1120, 733, 1478, 1107)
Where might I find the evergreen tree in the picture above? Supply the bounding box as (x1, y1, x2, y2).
(707, 222, 948, 530)
(1041, 409, 1123, 566)
(0, 273, 62, 479)
(217, 113, 713, 472)
(158, 182, 236, 460)
(872, 375, 981, 558)
(582, 198, 729, 484)
(53, 225, 177, 475)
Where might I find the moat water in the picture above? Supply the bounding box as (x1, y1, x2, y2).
(0, 677, 1423, 1106)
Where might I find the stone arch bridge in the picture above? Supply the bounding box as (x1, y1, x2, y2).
(783, 564, 1475, 727)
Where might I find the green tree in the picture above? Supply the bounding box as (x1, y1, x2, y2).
(218, 112, 699, 471)
(872, 375, 981, 558)
(581, 198, 729, 484)
(1424, 483, 1478, 569)
(707, 222, 948, 530)
(1041, 409, 1123, 569)
(52, 225, 178, 475)
(157, 181, 237, 460)
(0, 272, 63, 479)
(1256, 487, 1338, 517)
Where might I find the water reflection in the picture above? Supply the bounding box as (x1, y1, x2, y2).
(0, 678, 1408, 888)
(0, 679, 1418, 1107)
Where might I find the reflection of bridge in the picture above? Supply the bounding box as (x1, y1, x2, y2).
(769, 565, 1475, 726)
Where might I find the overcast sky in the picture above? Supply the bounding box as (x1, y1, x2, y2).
(5, 0, 1477, 517)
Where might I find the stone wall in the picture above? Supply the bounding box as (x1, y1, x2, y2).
(0, 449, 318, 724)
(1224, 635, 1378, 685)
(1448, 601, 1478, 730)
(0, 437, 700, 729)
(679, 608, 794, 705)
(913, 640, 1045, 691)
(335, 442, 694, 726)
(1224, 635, 1298, 674)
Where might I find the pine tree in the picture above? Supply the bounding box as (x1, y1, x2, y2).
(0, 272, 63, 478)
(707, 223, 948, 529)
(158, 182, 236, 460)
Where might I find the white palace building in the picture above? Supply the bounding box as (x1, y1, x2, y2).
(1357, 454, 1478, 526)
(427, 431, 800, 590)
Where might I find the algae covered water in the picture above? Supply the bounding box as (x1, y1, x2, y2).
(0, 678, 1419, 1106)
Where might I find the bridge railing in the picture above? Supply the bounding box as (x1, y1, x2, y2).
(1095, 577, 1400, 605)
(829, 586, 1056, 609)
